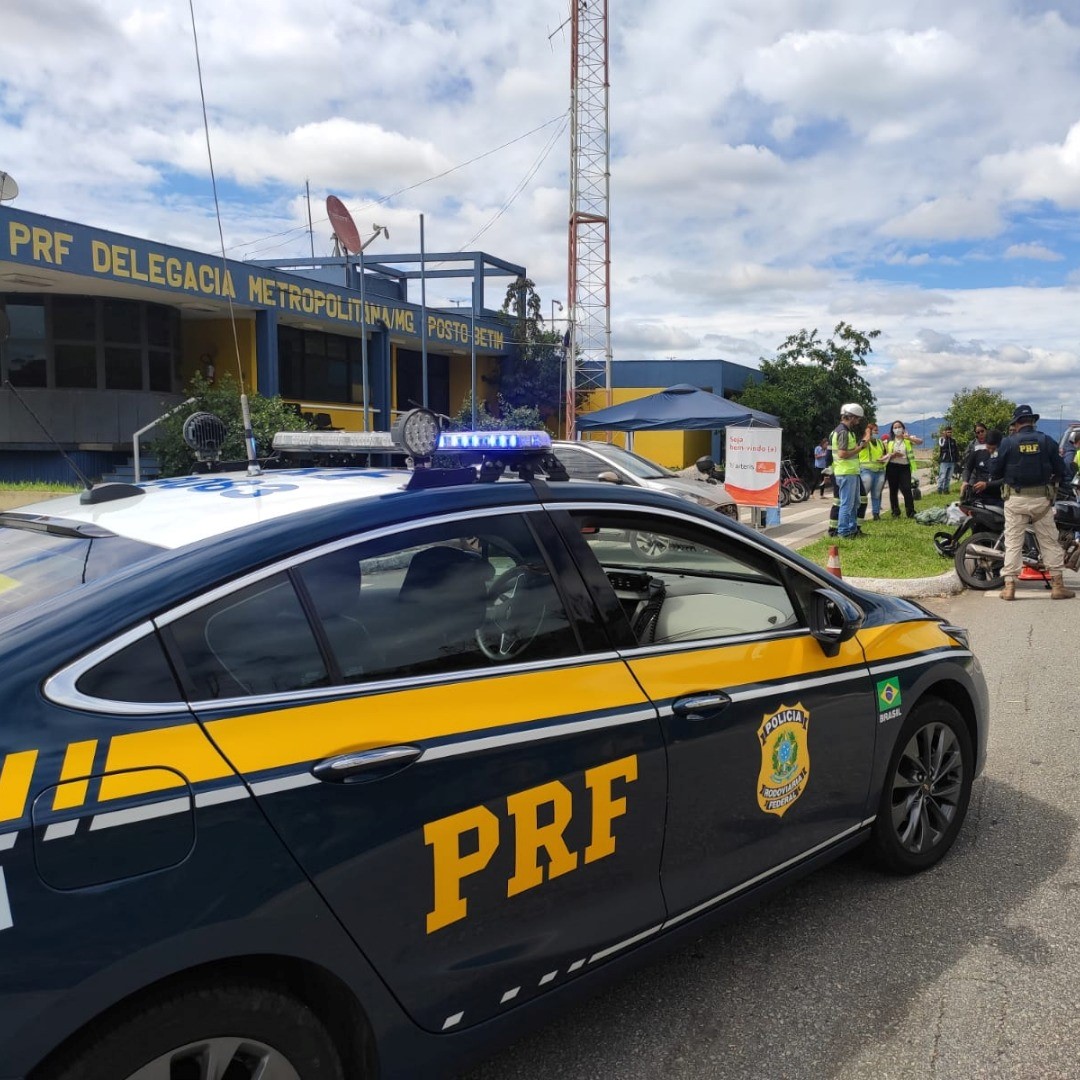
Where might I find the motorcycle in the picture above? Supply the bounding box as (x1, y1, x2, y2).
(948, 488, 1080, 590)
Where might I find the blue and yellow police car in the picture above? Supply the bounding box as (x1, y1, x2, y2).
(0, 414, 988, 1080)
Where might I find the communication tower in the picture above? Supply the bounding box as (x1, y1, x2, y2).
(565, 0, 612, 438)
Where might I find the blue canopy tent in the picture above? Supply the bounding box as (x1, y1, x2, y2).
(576, 384, 778, 448)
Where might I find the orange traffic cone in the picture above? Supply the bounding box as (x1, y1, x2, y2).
(1019, 566, 1050, 581)
(826, 544, 843, 579)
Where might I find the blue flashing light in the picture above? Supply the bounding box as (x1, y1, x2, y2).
(437, 430, 552, 452)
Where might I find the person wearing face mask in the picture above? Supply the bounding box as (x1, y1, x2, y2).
(883, 421, 923, 518)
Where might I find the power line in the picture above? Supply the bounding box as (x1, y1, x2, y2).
(233, 114, 568, 259)
(453, 113, 569, 254)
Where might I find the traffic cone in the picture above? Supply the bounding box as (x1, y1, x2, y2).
(826, 545, 843, 579)
(1019, 566, 1051, 581)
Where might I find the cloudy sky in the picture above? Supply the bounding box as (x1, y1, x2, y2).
(3, 0, 1080, 421)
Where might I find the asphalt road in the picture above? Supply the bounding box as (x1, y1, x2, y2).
(465, 588, 1080, 1080)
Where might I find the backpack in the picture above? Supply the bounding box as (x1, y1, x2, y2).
(1009, 430, 1053, 488)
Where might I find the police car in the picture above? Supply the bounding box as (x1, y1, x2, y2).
(0, 412, 988, 1080)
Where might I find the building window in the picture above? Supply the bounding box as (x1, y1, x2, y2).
(0, 294, 181, 393)
(278, 324, 366, 405)
(2, 297, 47, 387)
(55, 343, 97, 388)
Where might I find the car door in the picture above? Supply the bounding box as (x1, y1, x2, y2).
(551, 504, 878, 921)
(160, 506, 667, 1034)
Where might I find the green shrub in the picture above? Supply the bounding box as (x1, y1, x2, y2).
(150, 374, 313, 477)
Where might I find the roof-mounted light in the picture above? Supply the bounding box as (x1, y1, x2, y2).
(437, 430, 552, 452)
(273, 430, 398, 453)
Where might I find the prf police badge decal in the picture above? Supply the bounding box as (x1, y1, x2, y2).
(757, 704, 811, 817)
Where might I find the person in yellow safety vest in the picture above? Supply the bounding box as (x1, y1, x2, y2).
(883, 420, 923, 518)
(857, 421, 888, 521)
(830, 403, 868, 539)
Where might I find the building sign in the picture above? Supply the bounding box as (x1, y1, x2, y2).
(2, 208, 504, 351)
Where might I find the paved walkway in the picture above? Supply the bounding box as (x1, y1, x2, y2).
(751, 493, 834, 551)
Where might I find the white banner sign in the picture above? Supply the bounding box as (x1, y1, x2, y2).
(724, 427, 784, 508)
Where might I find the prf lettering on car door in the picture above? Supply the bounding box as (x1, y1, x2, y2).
(424, 755, 638, 933)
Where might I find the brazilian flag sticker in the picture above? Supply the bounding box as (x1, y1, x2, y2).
(876, 677, 901, 716)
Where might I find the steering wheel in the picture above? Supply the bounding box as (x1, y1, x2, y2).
(476, 565, 548, 662)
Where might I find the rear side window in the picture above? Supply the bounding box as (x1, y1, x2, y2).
(295, 513, 582, 682)
(167, 573, 330, 700)
(0, 524, 162, 620)
(76, 631, 182, 703)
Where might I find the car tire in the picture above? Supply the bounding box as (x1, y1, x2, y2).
(869, 698, 973, 875)
(954, 530, 1004, 590)
(36, 980, 347, 1080)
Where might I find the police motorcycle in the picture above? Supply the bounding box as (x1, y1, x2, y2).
(948, 481, 1080, 590)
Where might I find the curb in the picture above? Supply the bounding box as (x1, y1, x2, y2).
(844, 569, 964, 599)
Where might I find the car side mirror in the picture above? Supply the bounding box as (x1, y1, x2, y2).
(809, 587, 864, 657)
(596, 470, 622, 484)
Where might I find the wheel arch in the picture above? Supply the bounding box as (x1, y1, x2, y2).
(912, 678, 980, 760)
(28, 954, 377, 1080)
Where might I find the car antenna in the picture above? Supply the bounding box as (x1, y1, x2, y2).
(188, 3, 261, 478)
(3, 380, 145, 504)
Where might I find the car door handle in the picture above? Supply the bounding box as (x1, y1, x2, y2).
(672, 692, 732, 721)
(311, 745, 423, 784)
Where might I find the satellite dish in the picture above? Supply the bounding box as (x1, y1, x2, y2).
(0, 172, 18, 203)
(326, 195, 362, 255)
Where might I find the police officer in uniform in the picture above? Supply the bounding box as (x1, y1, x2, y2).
(989, 404, 1074, 601)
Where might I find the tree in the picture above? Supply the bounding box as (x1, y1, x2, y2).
(737, 322, 880, 472)
(447, 391, 545, 432)
(151, 373, 312, 476)
(943, 386, 1015, 448)
(495, 276, 565, 427)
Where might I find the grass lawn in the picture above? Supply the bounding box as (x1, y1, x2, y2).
(798, 488, 960, 579)
(0, 481, 82, 491)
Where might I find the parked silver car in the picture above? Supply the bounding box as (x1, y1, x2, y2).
(550, 440, 739, 549)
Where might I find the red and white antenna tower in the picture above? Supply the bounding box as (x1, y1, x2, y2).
(565, 0, 612, 439)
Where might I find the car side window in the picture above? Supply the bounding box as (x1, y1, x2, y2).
(569, 510, 802, 645)
(554, 447, 607, 481)
(75, 630, 183, 703)
(296, 514, 581, 682)
(168, 573, 329, 700)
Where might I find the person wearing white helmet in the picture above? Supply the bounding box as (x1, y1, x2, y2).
(830, 403, 869, 539)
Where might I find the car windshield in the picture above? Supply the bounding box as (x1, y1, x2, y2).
(585, 444, 673, 480)
(0, 518, 164, 620)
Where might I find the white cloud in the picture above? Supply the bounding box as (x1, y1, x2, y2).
(880, 196, 1004, 241)
(1004, 242, 1064, 261)
(982, 121, 1080, 210)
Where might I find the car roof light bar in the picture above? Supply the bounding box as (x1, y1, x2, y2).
(272, 430, 401, 453)
(437, 431, 552, 452)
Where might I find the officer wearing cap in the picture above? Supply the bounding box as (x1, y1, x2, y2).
(830, 403, 868, 540)
(989, 404, 1074, 601)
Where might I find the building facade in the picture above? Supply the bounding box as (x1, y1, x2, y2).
(0, 206, 523, 481)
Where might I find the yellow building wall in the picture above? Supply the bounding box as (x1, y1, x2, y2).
(577, 388, 711, 469)
(447, 355, 499, 416)
(180, 318, 256, 394)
